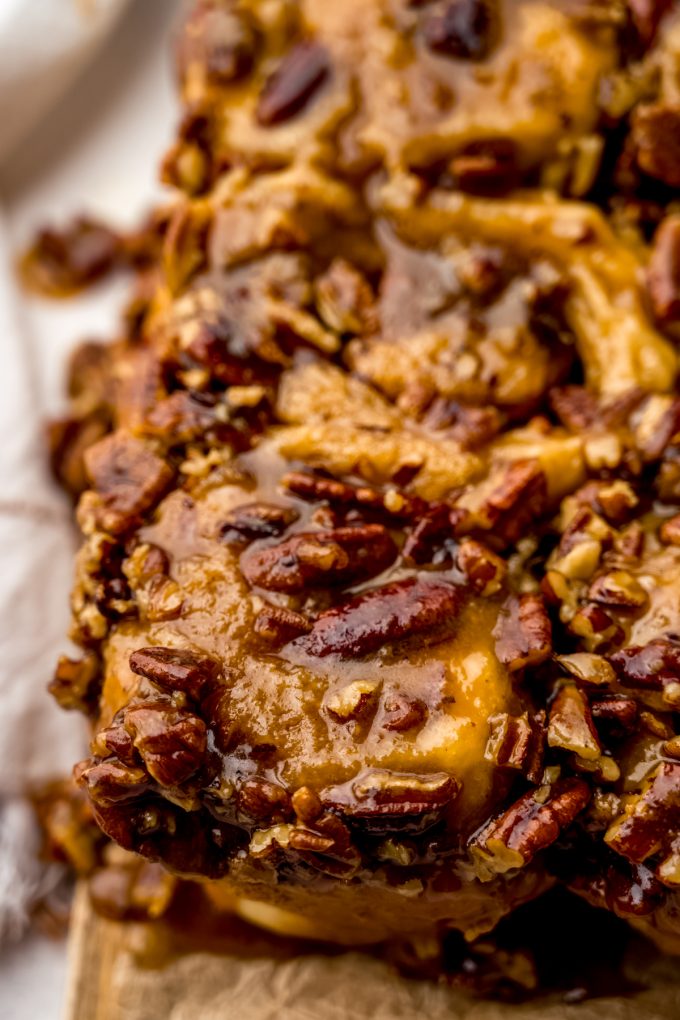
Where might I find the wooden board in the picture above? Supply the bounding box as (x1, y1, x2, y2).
(65, 883, 680, 1020)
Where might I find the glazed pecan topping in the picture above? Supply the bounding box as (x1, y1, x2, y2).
(241, 524, 396, 592)
(325, 769, 458, 828)
(122, 699, 207, 787)
(402, 504, 468, 563)
(295, 577, 463, 659)
(485, 711, 545, 782)
(84, 431, 174, 535)
(456, 538, 506, 595)
(590, 695, 639, 738)
(237, 778, 292, 823)
(493, 593, 552, 672)
(605, 762, 680, 881)
(471, 779, 591, 878)
(49, 652, 100, 713)
(610, 640, 680, 708)
(587, 570, 648, 610)
(77, 759, 148, 806)
(255, 40, 330, 126)
(219, 502, 299, 544)
(474, 459, 547, 545)
(282, 470, 425, 519)
(547, 683, 602, 761)
(254, 604, 312, 646)
(632, 103, 680, 188)
(129, 646, 221, 702)
(648, 215, 680, 326)
(20, 216, 121, 297)
(422, 0, 498, 61)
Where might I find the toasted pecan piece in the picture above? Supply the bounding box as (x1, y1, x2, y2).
(493, 593, 552, 672)
(84, 431, 173, 535)
(294, 577, 464, 658)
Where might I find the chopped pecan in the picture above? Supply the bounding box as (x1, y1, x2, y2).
(49, 652, 100, 712)
(471, 778, 591, 878)
(77, 759, 148, 806)
(550, 386, 600, 431)
(627, 0, 675, 48)
(422, 399, 503, 450)
(605, 762, 680, 873)
(219, 502, 299, 544)
(123, 699, 207, 787)
(241, 524, 396, 593)
(291, 786, 323, 826)
(403, 504, 468, 563)
(84, 431, 173, 535)
(237, 778, 292, 823)
(554, 652, 616, 687)
(422, 0, 498, 60)
(315, 259, 377, 336)
(295, 577, 463, 659)
(96, 723, 136, 766)
(282, 470, 425, 519)
(548, 683, 602, 761)
(590, 696, 639, 738)
(325, 679, 380, 722)
(381, 694, 428, 732)
(633, 395, 680, 461)
(610, 640, 680, 708)
(456, 538, 506, 595)
(143, 575, 185, 622)
(569, 604, 623, 652)
(129, 646, 221, 702)
(485, 711, 544, 782)
(254, 604, 311, 646)
(632, 103, 680, 188)
(20, 216, 121, 297)
(475, 460, 547, 545)
(143, 391, 220, 445)
(89, 856, 177, 923)
(648, 216, 680, 326)
(587, 570, 648, 610)
(570, 480, 638, 526)
(493, 593, 552, 672)
(123, 543, 169, 588)
(255, 40, 330, 126)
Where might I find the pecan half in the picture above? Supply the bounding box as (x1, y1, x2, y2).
(605, 762, 680, 874)
(241, 524, 396, 592)
(471, 779, 591, 878)
(548, 683, 602, 761)
(422, 0, 498, 61)
(219, 502, 299, 544)
(324, 769, 458, 833)
(255, 40, 330, 126)
(485, 711, 544, 782)
(123, 699, 207, 787)
(84, 431, 173, 535)
(295, 577, 463, 659)
(493, 593, 552, 672)
(648, 215, 680, 326)
(129, 646, 221, 702)
(610, 640, 680, 708)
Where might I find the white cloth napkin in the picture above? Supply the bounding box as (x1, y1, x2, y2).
(0, 0, 132, 944)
